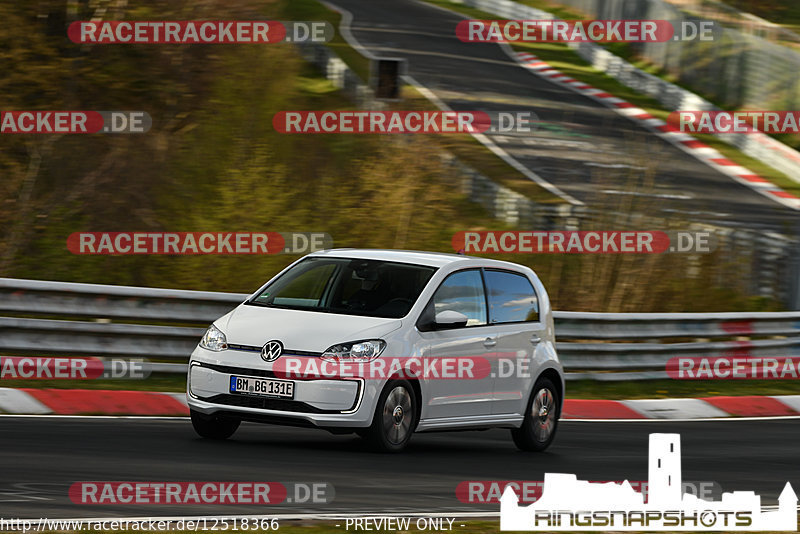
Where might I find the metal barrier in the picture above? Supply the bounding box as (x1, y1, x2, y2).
(2, 278, 798, 380)
(0, 277, 244, 323)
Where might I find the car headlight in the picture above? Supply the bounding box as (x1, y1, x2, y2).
(321, 340, 385, 362)
(199, 324, 228, 352)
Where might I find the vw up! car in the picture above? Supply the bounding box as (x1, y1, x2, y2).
(187, 249, 564, 452)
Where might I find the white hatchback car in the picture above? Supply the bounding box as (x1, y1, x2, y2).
(187, 249, 564, 452)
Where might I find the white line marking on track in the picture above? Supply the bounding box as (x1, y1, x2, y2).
(3, 414, 800, 422)
(0, 414, 188, 420)
(406, 75, 583, 205)
(563, 415, 800, 422)
(601, 189, 693, 200)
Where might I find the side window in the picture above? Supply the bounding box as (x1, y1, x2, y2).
(484, 270, 539, 324)
(432, 270, 487, 327)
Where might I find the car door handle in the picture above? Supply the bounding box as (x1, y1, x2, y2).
(483, 337, 497, 348)
(530, 335, 541, 344)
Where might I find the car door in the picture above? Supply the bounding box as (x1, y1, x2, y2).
(416, 269, 496, 419)
(483, 269, 544, 416)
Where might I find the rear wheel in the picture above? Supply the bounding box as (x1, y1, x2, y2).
(363, 380, 416, 452)
(511, 377, 559, 452)
(190, 409, 240, 440)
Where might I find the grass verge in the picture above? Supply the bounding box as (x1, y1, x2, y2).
(281, 0, 371, 80)
(705, 0, 800, 38)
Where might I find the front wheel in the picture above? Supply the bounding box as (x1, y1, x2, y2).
(511, 377, 559, 452)
(190, 409, 240, 440)
(363, 380, 417, 453)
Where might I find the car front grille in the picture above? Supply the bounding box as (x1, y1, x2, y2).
(204, 394, 330, 413)
(192, 362, 362, 414)
(198, 362, 278, 378)
(227, 343, 321, 358)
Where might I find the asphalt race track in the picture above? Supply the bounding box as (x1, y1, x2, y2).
(325, 0, 799, 231)
(2, 2, 800, 523)
(0, 417, 797, 519)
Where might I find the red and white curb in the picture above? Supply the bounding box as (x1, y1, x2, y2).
(513, 51, 800, 211)
(0, 388, 188, 416)
(1, 388, 799, 419)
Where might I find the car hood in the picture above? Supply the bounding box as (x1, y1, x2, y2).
(218, 304, 404, 352)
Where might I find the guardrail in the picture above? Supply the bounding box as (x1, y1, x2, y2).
(2, 278, 798, 381)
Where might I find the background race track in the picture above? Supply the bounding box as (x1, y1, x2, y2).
(326, 0, 797, 230)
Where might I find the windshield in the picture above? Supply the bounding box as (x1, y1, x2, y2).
(247, 257, 437, 319)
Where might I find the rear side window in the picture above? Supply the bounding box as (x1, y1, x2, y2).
(484, 270, 539, 324)
(432, 269, 487, 326)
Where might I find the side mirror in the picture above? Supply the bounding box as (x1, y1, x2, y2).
(434, 310, 469, 328)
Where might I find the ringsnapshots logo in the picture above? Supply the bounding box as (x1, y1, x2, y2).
(500, 433, 797, 531)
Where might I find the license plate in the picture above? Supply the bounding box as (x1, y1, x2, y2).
(229, 375, 294, 399)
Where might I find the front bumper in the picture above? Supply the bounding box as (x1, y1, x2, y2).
(187, 346, 378, 428)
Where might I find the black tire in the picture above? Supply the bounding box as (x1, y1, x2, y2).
(362, 380, 417, 453)
(511, 377, 559, 452)
(190, 409, 240, 440)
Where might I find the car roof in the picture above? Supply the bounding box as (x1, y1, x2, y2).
(308, 248, 531, 271)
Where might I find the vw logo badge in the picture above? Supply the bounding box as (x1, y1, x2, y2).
(261, 340, 283, 362)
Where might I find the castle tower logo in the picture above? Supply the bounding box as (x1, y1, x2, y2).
(500, 433, 797, 531)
